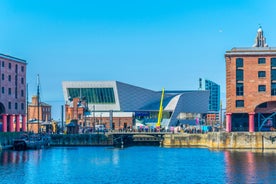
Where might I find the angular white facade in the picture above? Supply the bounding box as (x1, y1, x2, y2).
(62, 81, 210, 127)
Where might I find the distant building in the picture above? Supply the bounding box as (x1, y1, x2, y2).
(225, 26, 276, 132)
(0, 53, 27, 132)
(28, 95, 52, 133)
(62, 81, 209, 132)
(199, 78, 221, 125)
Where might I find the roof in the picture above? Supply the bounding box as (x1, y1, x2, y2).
(0, 53, 27, 64)
(29, 102, 51, 107)
(225, 47, 276, 56)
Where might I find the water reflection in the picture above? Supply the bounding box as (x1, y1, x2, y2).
(0, 150, 42, 165)
(2, 148, 276, 183)
(224, 150, 276, 183)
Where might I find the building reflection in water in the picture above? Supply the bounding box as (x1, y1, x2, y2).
(0, 150, 43, 165)
(224, 150, 276, 183)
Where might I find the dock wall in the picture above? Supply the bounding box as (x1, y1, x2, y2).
(0, 132, 20, 149)
(50, 134, 113, 146)
(163, 132, 276, 149)
(2, 132, 276, 149)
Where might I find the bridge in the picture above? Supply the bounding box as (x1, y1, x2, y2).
(107, 132, 170, 148)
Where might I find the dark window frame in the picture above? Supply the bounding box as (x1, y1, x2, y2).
(236, 100, 244, 108)
(236, 58, 244, 68)
(258, 58, 266, 64)
(258, 71, 266, 78)
(258, 85, 266, 92)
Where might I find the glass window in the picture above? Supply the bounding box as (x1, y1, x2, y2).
(236, 83, 244, 96)
(236, 58, 243, 68)
(8, 63, 11, 69)
(2, 87, 4, 94)
(67, 87, 116, 104)
(236, 69, 244, 81)
(271, 58, 276, 67)
(8, 88, 11, 95)
(258, 71, 266, 78)
(8, 75, 11, 82)
(15, 87, 17, 98)
(258, 58, 266, 64)
(15, 103, 18, 110)
(272, 70, 276, 80)
(1, 74, 4, 80)
(8, 102, 11, 109)
(258, 85, 266, 92)
(21, 90, 24, 97)
(21, 77, 24, 84)
(15, 64, 18, 73)
(2, 61, 4, 67)
(21, 66, 24, 72)
(21, 103, 24, 110)
(236, 100, 244, 108)
(272, 83, 276, 95)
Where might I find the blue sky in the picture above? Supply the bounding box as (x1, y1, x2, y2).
(1, 0, 276, 119)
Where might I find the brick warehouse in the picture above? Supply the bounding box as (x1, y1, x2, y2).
(0, 53, 27, 132)
(225, 26, 276, 132)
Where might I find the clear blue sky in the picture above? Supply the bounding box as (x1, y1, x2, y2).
(1, 0, 276, 119)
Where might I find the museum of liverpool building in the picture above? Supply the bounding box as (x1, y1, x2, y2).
(62, 81, 209, 131)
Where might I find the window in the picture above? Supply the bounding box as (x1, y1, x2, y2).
(21, 90, 24, 97)
(236, 83, 244, 96)
(15, 64, 18, 73)
(258, 85, 266, 92)
(236, 69, 244, 81)
(15, 87, 17, 98)
(272, 70, 276, 80)
(258, 58, 266, 64)
(236, 100, 244, 108)
(8, 88, 11, 95)
(21, 103, 24, 110)
(271, 58, 276, 67)
(21, 66, 24, 72)
(1, 74, 4, 80)
(2, 61, 4, 67)
(15, 103, 18, 110)
(258, 71, 266, 78)
(2, 87, 4, 94)
(67, 87, 116, 104)
(21, 77, 24, 84)
(236, 58, 243, 68)
(272, 83, 276, 95)
(8, 102, 11, 109)
(8, 63, 11, 69)
(8, 75, 11, 82)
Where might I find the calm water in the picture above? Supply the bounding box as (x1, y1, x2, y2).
(1, 146, 276, 184)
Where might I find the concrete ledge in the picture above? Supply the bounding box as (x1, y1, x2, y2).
(163, 132, 276, 149)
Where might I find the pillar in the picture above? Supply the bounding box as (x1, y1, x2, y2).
(2, 114, 7, 132)
(16, 115, 20, 132)
(9, 114, 15, 132)
(249, 112, 255, 132)
(226, 113, 232, 132)
(22, 115, 26, 132)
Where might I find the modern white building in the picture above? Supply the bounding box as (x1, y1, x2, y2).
(62, 81, 210, 128)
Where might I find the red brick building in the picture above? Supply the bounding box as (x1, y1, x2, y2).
(65, 97, 133, 133)
(0, 53, 27, 132)
(225, 26, 276, 132)
(28, 95, 52, 133)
